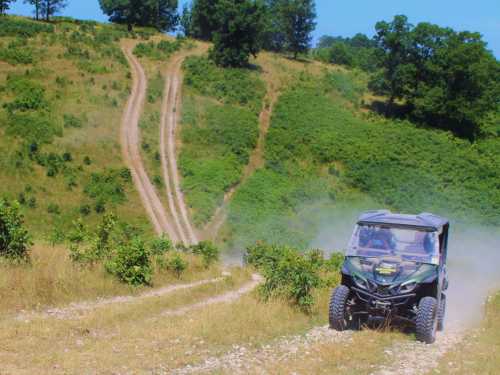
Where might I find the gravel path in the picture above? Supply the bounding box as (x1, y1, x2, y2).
(121, 44, 179, 242)
(371, 327, 464, 375)
(171, 325, 352, 375)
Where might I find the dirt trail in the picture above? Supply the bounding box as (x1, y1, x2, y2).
(203, 72, 279, 239)
(152, 274, 262, 319)
(371, 328, 464, 375)
(121, 43, 179, 242)
(161, 53, 200, 245)
(172, 325, 352, 374)
(16, 276, 228, 321)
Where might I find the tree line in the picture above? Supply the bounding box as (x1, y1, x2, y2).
(2, 0, 317, 67)
(316, 15, 499, 139)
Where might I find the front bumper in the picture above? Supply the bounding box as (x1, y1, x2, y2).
(351, 286, 416, 309)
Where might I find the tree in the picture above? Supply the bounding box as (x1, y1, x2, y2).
(372, 15, 414, 108)
(371, 15, 500, 139)
(40, 0, 67, 21)
(260, 0, 286, 52)
(189, 0, 218, 40)
(99, 0, 178, 32)
(180, 2, 192, 36)
(24, 0, 42, 20)
(0, 0, 15, 15)
(209, 0, 265, 67)
(280, 0, 316, 59)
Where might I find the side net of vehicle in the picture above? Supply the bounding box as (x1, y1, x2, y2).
(329, 210, 449, 344)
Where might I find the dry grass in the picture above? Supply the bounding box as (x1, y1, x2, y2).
(431, 292, 500, 374)
(0, 243, 224, 316)
(0, 286, 401, 373)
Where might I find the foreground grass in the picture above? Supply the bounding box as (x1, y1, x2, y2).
(431, 292, 500, 374)
(0, 243, 223, 316)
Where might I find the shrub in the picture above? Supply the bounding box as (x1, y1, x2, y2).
(150, 235, 173, 256)
(166, 252, 188, 278)
(63, 114, 83, 128)
(105, 237, 152, 285)
(47, 203, 61, 215)
(245, 242, 343, 311)
(0, 39, 34, 65)
(0, 199, 32, 261)
(84, 169, 128, 205)
(190, 241, 219, 268)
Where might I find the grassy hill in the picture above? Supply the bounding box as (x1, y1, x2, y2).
(0, 16, 156, 239)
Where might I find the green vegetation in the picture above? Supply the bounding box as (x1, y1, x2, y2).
(183, 0, 318, 63)
(0, 16, 154, 238)
(0, 199, 32, 261)
(180, 56, 265, 226)
(208, 0, 265, 67)
(190, 240, 220, 268)
(228, 71, 500, 248)
(370, 15, 499, 139)
(246, 242, 343, 310)
(133, 38, 186, 60)
(313, 33, 379, 71)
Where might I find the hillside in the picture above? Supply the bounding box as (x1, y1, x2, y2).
(0, 14, 499, 375)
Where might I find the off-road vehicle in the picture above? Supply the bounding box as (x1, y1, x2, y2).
(329, 210, 449, 344)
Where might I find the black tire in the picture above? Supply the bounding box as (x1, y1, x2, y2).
(329, 285, 350, 331)
(416, 296, 438, 344)
(437, 294, 446, 332)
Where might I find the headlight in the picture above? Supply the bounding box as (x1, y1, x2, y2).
(399, 281, 417, 293)
(353, 274, 369, 290)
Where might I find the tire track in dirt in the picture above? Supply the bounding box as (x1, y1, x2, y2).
(121, 44, 179, 242)
(15, 276, 229, 321)
(161, 54, 199, 245)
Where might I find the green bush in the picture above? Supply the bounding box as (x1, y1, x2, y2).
(166, 252, 188, 278)
(190, 241, 219, 268)
(0, 199, 32, 261)
(84, 169, 129, 206)
(150, 235, 173, 256)
(245, 242, 342, 311)
(105, 237, 152, 286)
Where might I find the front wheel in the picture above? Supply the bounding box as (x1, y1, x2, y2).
(416, 296, 438, 344)
(329, 285, 351, 331)
(437, 294, 446, 332)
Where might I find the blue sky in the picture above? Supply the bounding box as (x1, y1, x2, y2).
(8, 0, 500, 58)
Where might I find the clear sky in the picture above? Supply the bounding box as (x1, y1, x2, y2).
(8, 0, 500, 58)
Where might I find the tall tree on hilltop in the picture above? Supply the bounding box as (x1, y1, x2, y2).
(180, 3, 193, 36)
(99, 0, 178, 32)
(24, 0, 42, 20)
(280, 0, 316, 59)
(190, 0, 218, 40)
(371, 15, 414, 109)
(40, 0, 67, 21)
(209, 0, 265, 67)
(0, 0, 15, 15)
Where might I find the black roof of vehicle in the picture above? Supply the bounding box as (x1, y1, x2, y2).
(357, 210, 449, 230)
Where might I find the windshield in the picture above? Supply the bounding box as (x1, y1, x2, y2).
(347, 224, 440, 264)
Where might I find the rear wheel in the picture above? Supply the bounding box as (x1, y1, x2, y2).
(416, 296, 438, 344)
(437, 294, 446, 332)
(329, 285, 351, 331)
